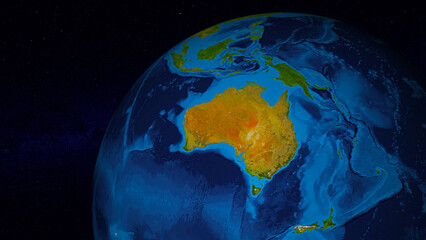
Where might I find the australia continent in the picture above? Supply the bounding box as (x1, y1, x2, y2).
(183, 83, 298, 179)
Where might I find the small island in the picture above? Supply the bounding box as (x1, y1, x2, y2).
(321, 207, 337, 230)
(294, 222, 320, 234)
(251, 185, 262, 196)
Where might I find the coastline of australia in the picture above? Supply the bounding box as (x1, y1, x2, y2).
(168, 69, 309, 198)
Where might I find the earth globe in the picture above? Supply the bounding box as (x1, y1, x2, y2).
(92, 13, 425, 240)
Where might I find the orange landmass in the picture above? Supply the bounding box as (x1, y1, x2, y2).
(183, 83, 297, 179)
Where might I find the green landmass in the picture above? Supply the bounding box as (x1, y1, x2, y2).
(250, 21, 262, 28)
(170, 41, 190, 69)
(321, 207, 337, 230)
(376, 169, 386, 174)
(170, 52, 186, 69)
(251, 185, 262, 196)
(338, 149, 343, 160)
(221, 52, 234, 64)
(294, 207, 336, 234)
(313, 85, 329, 90)
(294, 222, 320, 234)
(226, 72, 240, 77)
(263, 56, 312, 99)
(197, 38, 234, 60)
(249, 21, 264, 41)
(182, 67, 203, 72)
(182, 42, 190, 54)
(250, 30, 263, 41)
(194, 25, 221, 39)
